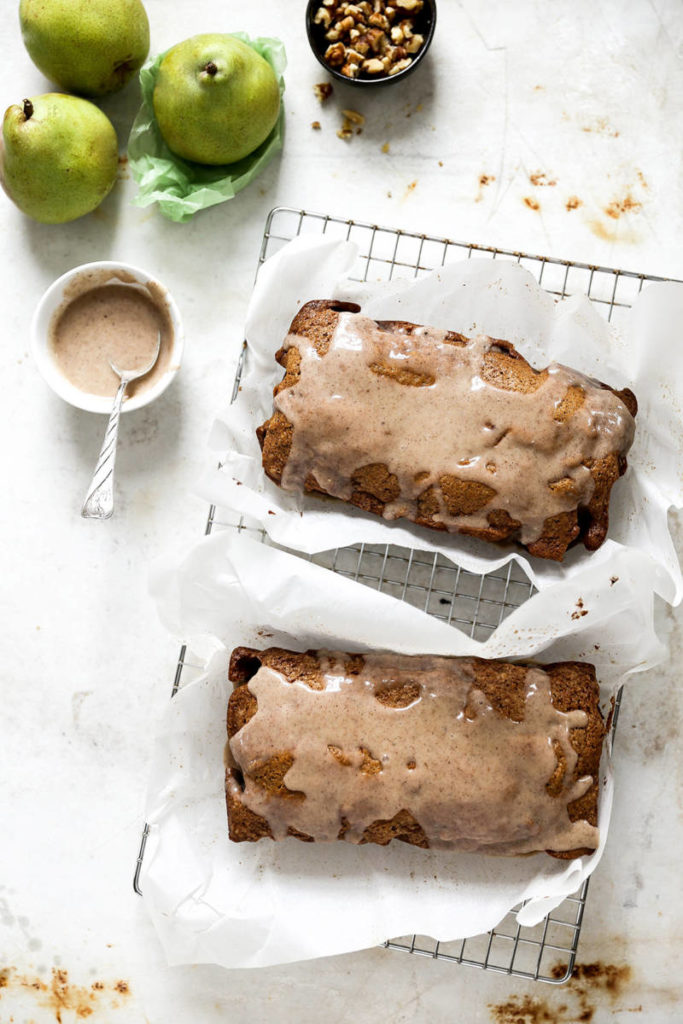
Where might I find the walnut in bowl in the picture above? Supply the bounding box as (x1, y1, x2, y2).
(306, 0, 436, 86)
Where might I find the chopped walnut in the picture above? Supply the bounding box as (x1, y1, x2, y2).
(313, 82, 334, 102)
(368, 11, 390, 29)
(362, 57, 385, 73)
(366, 27, 386, 51)
(324, 41, 346, 66)
(337, 109, 365, 139)
(337, 117, 353, 139)
(342, 108, 365, 125)
(314, 0, 425, 77)
(314, 7, 332, 28)
(388, 57, 411, 74)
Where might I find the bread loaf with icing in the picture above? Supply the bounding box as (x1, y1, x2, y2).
(225, 646, 606, 859)
(257, 300, 637, 561)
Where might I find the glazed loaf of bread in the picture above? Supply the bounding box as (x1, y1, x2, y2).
(257, 300, 637, 561)
(225, 646, 606, 858)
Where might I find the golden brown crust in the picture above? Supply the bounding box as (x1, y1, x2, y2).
(258, 300, 636, 561)
(226, 647, 605, 858)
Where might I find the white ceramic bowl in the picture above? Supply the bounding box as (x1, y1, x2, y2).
(31, 260, 183, 413)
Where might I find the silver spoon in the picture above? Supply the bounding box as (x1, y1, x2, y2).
(81, 332, 162, 520)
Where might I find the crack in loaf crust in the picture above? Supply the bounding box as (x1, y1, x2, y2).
(257, 300, 638, 561)
(225, 646, 606, 859)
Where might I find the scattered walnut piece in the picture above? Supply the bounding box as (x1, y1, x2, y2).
(311, 121, 322, 130)
(337, 108, 365, 139)
(314, 0, 425, 77)
(313, 82, 334, 102)
(342, 108, 365, 126)
(337, 117, 354, 140)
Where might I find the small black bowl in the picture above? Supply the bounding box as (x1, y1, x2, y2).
(305, 0, 436, 88)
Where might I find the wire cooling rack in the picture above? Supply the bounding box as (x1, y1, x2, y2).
(134, 206, 668, 985)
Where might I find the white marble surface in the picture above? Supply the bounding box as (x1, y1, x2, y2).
(1, 1, 682, 1021)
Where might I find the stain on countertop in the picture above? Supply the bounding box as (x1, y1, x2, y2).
(0, 967, 132, 1021)
(489, 960, 635, 1023)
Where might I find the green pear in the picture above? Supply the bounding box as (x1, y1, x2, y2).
(19, 0, 150, 97)
(1, 94, 118, 223)
(152, 34, 280, 166)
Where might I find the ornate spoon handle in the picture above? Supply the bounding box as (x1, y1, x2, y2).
(81, 378, 129, 520)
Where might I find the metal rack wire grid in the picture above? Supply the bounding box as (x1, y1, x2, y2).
(134, 206, 668, 985)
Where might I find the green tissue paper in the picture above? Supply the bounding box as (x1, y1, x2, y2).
(127, 34, 286, 222)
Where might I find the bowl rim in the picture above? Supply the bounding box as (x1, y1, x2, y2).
(305, 0, 437, 87)
(31, 260, 184, 415)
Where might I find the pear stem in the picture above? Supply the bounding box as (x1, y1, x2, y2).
(23, 98, 33, 121)
(204, 61, 218, 76)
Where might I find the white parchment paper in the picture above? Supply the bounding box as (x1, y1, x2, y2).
(198, 235, 683, 604)
(140, 531, 664, 969)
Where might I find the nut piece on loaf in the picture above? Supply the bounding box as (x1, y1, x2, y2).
(225, 646, 606, 858)
(257, 300, 637, 561)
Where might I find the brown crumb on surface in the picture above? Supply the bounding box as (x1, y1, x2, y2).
(566, 195, 582, 211)
(381, 141, 390, 153)
(405, 179, 418, 195)
(480, 174, 495, 186)
(604, 193, 642, 219)
(523, 196, 540, 211)
(438, 160, 443, 166)
(636, 169, 648, 189)
(314, 82, 333, 102)
(529, 171, 557, 186)
(610, 576, 619, 585)
(311, 120, 321, 130)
